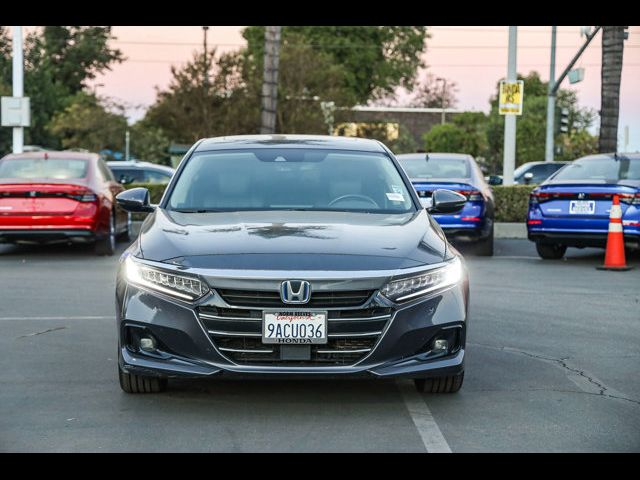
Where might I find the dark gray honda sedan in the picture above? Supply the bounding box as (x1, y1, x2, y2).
(115, 135, 469, 394)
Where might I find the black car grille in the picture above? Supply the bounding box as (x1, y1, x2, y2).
(198, 305, 392, 366)
(216, 288, 374, 309)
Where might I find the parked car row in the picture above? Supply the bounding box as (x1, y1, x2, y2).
(0, 151, 175, 255)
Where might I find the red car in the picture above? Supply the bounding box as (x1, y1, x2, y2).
(0, 150, 132, 255)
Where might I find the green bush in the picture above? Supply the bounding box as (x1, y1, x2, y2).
(492, 185, 536, 223)
(124, 183, 535, 224)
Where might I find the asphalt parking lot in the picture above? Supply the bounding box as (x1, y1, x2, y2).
(1, 238, 639, 452)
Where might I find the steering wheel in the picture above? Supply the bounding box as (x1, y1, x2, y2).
(328, 194, 379, 208)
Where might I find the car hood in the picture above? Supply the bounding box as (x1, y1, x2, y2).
(137, 208, 448, 271)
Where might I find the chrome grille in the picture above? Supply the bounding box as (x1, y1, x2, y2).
(216, 288, 374, 308)
(198, 305, 391, 366)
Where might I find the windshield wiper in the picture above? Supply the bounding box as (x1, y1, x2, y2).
(171, 208, 222, 213)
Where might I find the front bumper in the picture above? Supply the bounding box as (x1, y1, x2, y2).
(528, 230, 640, 249)
(116, 270, 468, 381)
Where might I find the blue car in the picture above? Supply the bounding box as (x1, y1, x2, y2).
(397, 153, 495, 255)
(527, 153, 640, 259)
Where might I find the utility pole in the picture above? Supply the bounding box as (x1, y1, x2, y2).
(260, 26, 282, 134)
(12, 26, 24, 154)
(202, 26, 209, 91)
(502, 26, 518, 186)
(440, 78, 447, 124)
(125, 130, 130, 161)
(544, 26, 557, 162)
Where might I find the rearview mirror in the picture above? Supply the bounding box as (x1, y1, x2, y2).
(116, 187, 155, 213)
(523, 172, 534, 185)
(119, 174, 134, 185)
(428, 189, 467, 214)
(487, 175, 503, 186)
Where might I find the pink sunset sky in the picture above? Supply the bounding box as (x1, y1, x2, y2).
(16, 26, 640, 151)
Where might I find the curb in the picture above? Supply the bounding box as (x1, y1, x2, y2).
(495, 222, 527, 239)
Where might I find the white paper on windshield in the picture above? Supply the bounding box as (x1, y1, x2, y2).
(386, 193, 404, 202)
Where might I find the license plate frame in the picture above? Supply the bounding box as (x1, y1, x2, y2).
(569, 200, 595, 215)
(262, 310, 328, 345)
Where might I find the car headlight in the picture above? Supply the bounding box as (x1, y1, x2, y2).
(380, 257, 463, 302)
(125, 256, 208, 301)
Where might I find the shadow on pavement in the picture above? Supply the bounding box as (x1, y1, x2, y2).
(0, 241, 130, 259)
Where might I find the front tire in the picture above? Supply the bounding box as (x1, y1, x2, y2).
(535, 242, 567, 260)
(118, 365, 167, 394)
(414, 372, 464, 393)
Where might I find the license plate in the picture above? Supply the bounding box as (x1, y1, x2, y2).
(569, 200, 595, 215)
(262, 311, 327, 344)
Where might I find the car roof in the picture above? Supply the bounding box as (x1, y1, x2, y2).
(396, 152, 474, 161)
(518, 161, 570, 167)
(575, 152, 640, 161)
(195, 134, 387, 153)
(1, 150, 99, 161)
(107, 160, 175, 171)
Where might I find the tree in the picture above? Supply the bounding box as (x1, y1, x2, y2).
(409, 73, 458, 109)
(48, 92, 128, 153)
(243, 26, 428, 104)
(599, 26, 626, 152)
(129, 120, 171, 165)
(143, 49, 260, 143)
(0, 26, 124, 152)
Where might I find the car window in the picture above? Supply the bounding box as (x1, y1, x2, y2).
(111, 168, 144, 183)
(552, 156, 640, 181)
(167, 148, 415, 213)
(144, 169, 172, 184)
(398, 157, 470, 179)
(97, 159, 116, 182)
(0, 158, 88, 179)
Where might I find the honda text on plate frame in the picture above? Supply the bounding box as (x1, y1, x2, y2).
(527, 153, 640, 259)
(114, 135, 469, 394)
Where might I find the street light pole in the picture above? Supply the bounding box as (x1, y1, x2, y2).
(441, 78, 447, 124)
(545, 26, 557, 162)
(502, 26, 518, 186)
(12, 26, 24, 154)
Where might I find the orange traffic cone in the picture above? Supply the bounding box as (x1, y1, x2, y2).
(597, 194, 633, 271)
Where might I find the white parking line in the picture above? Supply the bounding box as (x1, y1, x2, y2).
(398, 380, 452, 453)
(0, 315, 112, 321)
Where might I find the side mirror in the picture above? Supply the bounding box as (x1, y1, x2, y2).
(428, 189, 467, 214)
(116, 187, 155, 213)
(487, 175, 503, 186)
(523, 172, 534, 185)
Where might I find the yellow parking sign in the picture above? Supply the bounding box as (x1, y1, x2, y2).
(499, 80, 524, 115)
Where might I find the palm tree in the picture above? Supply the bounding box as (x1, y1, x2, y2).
(599, 26, 626, 153)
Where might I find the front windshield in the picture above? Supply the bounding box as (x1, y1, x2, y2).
(167, 148, 415, 213)
(551, 156, 640, 182)
(398, 157, 470, 179)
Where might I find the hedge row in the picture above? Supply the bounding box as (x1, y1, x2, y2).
(491, 185, 536, 222)
(125, 183, 535, 223)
